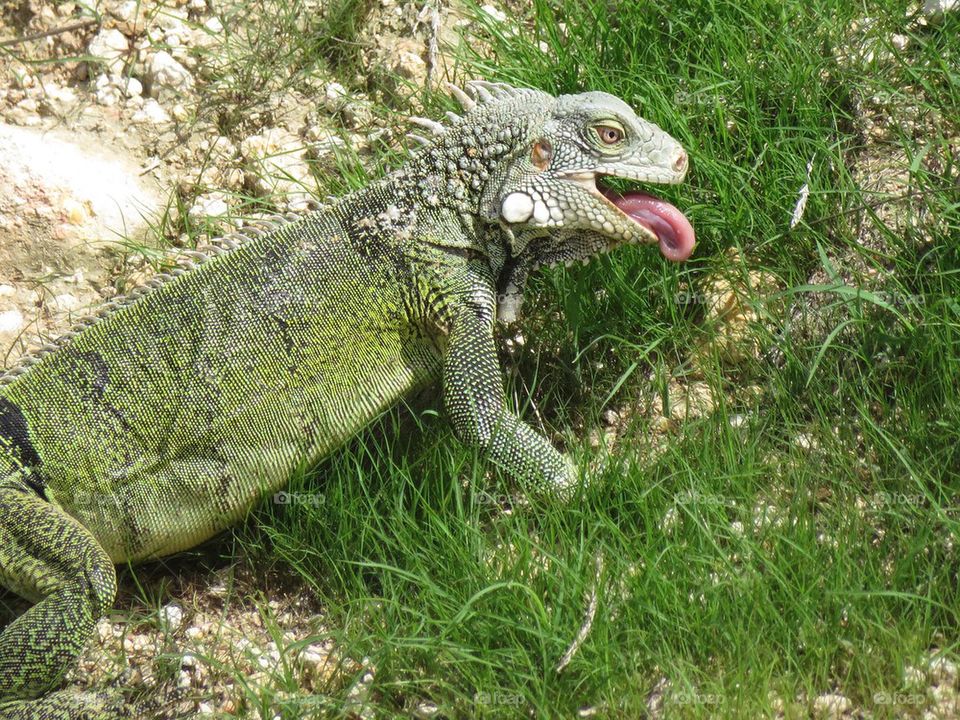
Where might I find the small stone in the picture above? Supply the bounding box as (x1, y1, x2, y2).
(189, 193, 231, 222)
(341, 101, 373, 129)
(904, 665, 925, 687)
(923, 0, 959, 20)
(0, 309, 25, 335)
(94, 74, 122, 106)
(54, 294, 81, 310)
(147, 51, 194, 93)
(42, 82, 78, 106)
(160, 603, 184, 630)
(122, 77, 142, 98)
(890, 33, 909, 51)
(929, 656, 958, 685)
(812, 693, 850, 718)
(480, 4, 507, 22)
(61, 198, 89, 225)
(323, 82, 348, 113)
(88, 28, 128, 72)
(111, 0, 146, 35)
(132, 99, 171, 125)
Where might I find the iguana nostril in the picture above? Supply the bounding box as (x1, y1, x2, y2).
(674, 151, 688, 174)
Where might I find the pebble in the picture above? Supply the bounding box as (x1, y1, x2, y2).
(147, 51, 195, 93)
(161, 603, 184, 630)
(132, 99, 171, 125)
(929, 656, 958, 685)
(480, 4, 507, 22)
(0, 309, 25, 334)
(110, 0, 147, 35)
(189, 193, 231, 221)
(87, 28, 129, 72)
(53, 294, 81, 310)
(923, 0, 959, 20)
(323, 82, 348, 113)
(812, 693, 851, 718)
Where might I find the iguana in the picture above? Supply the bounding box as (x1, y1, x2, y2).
(0, 81, 694, 718)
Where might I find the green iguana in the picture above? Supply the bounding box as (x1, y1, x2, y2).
(0, 81, 694, 718)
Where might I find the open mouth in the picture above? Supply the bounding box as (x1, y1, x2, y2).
(597, 177, 696, 262)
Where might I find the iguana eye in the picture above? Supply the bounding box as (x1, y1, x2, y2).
(595, 124, 624, 145)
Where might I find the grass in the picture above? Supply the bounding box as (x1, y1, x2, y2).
(224, 0, 960, 717)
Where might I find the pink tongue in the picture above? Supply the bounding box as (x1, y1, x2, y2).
(609, 192, 696, 262)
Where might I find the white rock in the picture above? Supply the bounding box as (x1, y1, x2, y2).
(0, 309, 25, 334)
(189, 193, 231, 222)
(203, 16, 224, 33)
(53, 293, 81, 310)
(132, 99, 171, 125)
(812, 693, 851, 718)
(923, 0, 959, 19)
(323, 82, 348, 112)
(94, 74, 121, 106)
(929, 656, 958, 685)
(147, 51, 194, 92)
(11, 67, 34, 88)
(160, 603, 184, 630)
(156, 7, 189, 32)
(239, 127, 312, 204)
(42, 82, 78, 105)
(108, 0, 146, 34)
(480, 3, 507, 22)
(88, 28, 128, 72)
(122, 77, 142, 98)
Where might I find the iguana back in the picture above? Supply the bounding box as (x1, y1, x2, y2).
(1, 195, 445, 562)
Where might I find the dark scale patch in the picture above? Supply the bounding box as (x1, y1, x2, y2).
(0, 397, 47, 495)
(80, 351, 110, 400)
(270, 314, 299, 374)
(0, 397, 43, 469)
(69, 350, 132, 433)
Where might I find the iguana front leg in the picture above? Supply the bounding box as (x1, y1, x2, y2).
(0, 481, 125, 719)
(442, 286, 578, 498)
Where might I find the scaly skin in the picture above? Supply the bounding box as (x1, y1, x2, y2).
(0, 82, 692, 717)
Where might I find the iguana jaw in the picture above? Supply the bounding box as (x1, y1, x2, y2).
(570, 173, 696, 262)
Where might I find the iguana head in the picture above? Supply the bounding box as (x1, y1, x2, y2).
(408, 81, 696, 321)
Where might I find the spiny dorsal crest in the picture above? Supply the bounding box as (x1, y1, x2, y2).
(406, 80, 543, 148)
